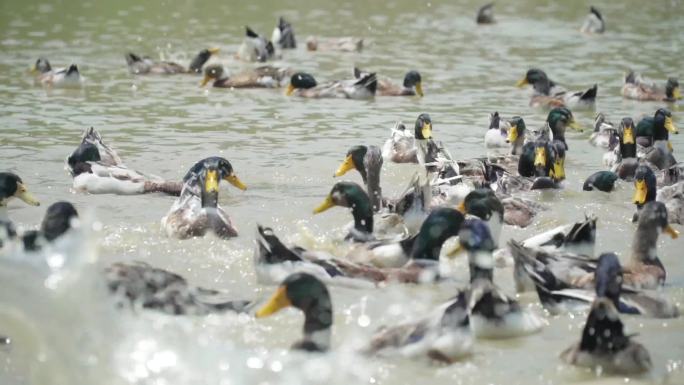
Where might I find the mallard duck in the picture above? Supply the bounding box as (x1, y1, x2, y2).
(560, 296, 652, 374)
(255, 272, 333, 351)
(286, 72, 377, 99)
(516, 68, 597, 109)
(162, 157, 246, 239)
(306, 36, 363, 52)
(67, 127, 182, 195)
(333, 145, 384, 212)
(381, 122, 418, 163)
(353, 67, 423, 97)
(632, 164, 658, 221)
(610, 118, 639, 176)
(30, 58, 83, 87)
(457, 188, 504, 247)
(313, 181, 375, 241)
(237, 26, 275, 62)
(22, 201, 79, 251)
(583, 171, 618, 192)
(476, 3, 495, 24)
(622, 71, 681, 102)
(460, 219, 545, 338)
(200, 64, 292, 88)
(589, 113, 619, 148)
(365, 291, 473, 362)
(635, 164, 684, 224)
(657, 181, 684, 224)
(484, 112, 509, 149)
(636, 108, 678, 152)
(124, 48, 218, 75)
(0, 172, 40, 218)
(580, 6, 605, 34)
(106, 261, 250, 315)
(271, 17, 296, 49)
(510, 201, 679, 291)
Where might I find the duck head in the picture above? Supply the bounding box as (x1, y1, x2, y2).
(411, 207, 465, 261)
(414, 113, 432, 140)
(188, 47, 219, 74)
(32, 58, 52, 74)
(0, 172, 40, 207)
(665, 78, 681, 101)
(632, 165, 656, 209)
(458, 218, 496, 282)
(200, 64, 225, 87)
(403, 70, 423, 97)
(313, 181, 373, 235)
(286, 72, 317, 95)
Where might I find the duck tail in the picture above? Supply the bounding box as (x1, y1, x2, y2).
(564, 215, 597, 249)
(624, 70, 637, 84)
(355, 72, 377, 94)
(255, 225, 303, 265)
(580, 84, 598, 102)
(245, 26, 259, 38)
(125, 53, 142, 65)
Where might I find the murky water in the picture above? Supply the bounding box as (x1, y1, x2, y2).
(1, 0, 684, 384)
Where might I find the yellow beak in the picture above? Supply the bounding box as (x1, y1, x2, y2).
(446, 243, 464, 258)
(568, 119, 582, 132)
(30, 65, 38, 74)
(208, 47, 220, 55)
(205, 170, 220, 193)
(200, 74, 212, 87)
(225, 174, 247, 191)
(534, 147, 546, 167)
(515, 77, 529, 87)
(673, 87, 682, 100)
(255, 286, 292, 318)
(623, 127, 635, 144)
(422, 122, 432, 139)
(552, 159, 565, 180)
(664, 224, 680, 239)
(415, 82, 424, 97)
(313, 194, 336, 214)
(664, 117, 678, 134)
(456, 201, 466, 214)
(507, 125, 518, 143)
(334, 155, 356, 177)
(15, 183, 40, 206)
(286, 84, 295, 96)
(633, 179, 648, 205)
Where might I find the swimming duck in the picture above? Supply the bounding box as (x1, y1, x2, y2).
(610, 118, 639, 176)
(457, 188, 504, 247)
(634, 164, 684, 224)
(333, 145, 384, 212)
(353, 67, 423, 97)
(67, 127, 182, 195)
(589, 113, 619, 148)
(657, 181, 684, 224)
(460, 219, 545, 338)
(622, 71, 681, 102)
(484, 112, 509, 149)
(286, 72, 377, 99)
(366, 290, 473, 362)
(271, 17, 296, 50)
(635, 108, 678, 152)
(580, 6, 605, 34)
(237, 26, 275, 62)
(313, 181, 375, 242)
(124, 48, 218, 75)
(381, 122, 418, 163)
(306, 36, 363, 52)
(22, 201, 79, 251)
(256, 272, 332, 351)
(31, 58, 83, 87)
(516, 69, 597, 109)
(0, 172, 40, 219)
(476, 3, 495, 24)
(200, 64, 293, 88)
(162, 157, 246, 239)
(583, 171, 619, 192)
(106, 261, 250, 315)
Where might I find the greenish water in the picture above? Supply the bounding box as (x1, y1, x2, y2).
(1, 0, 683, 384)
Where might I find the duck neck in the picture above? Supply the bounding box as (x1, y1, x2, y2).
(201, 190, 219, 208)
(620, 142, 636, 159)
(410, 228, 447, 261)
(630, 224, 663, 267)
(468, 251, 495, 283)
(297, 299, 332, 352)
(362, 147, 384, 212)
(511, 135, 525, 155)
(350, 198, 373, 234)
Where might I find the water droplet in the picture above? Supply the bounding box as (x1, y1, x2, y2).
(246, 356, 263, 369)
(357, 314, 371, 327)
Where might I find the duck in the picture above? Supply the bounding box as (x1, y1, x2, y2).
(306, 36, 363, 52)
(589, 113, 619, 148)
(271, 17, 296, 50)
(520, 251, 678, 318)
(583, 171, 619, 192)
(510, 201, 679, 291)
(255, 272, 333, 351)
(516, 68, 597, 109)
(353, 67, 423, 97)
(237, 26, 275, 62)
(580, 6, 605, 34)
(544, 106, 583, 147)
(657, 181, 684, 224)
(124, 48, 218, 75)
(0, 172, 41, 220)
(635, 108, 678, 153)
(162, 157, 246, 239)
(382, 114, 438, 164)
(476, 3, 495, 24)
(200, 64, 293, 88)
(622, 71, 681, 102)
(106, 261, 251, 315)
(21, 201, 79, 251)
(484, 112, 509, 149)
(67, 127, 182, 195)
(333, 145, 384, 212)
(286, 72, 377, 99)
(634, 163, 684, 224)
(457, 188, 504, 247)
(460, 219, 545, 338)
(365, 290, 473, 362)
(31, 58, 83, 87)
(313, 181, 376, 242)
(610, 118, 640, 176)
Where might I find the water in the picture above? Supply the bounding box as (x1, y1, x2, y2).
(1, 0, 684, 383)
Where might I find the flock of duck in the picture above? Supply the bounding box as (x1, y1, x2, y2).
(3, 4, 684, 378)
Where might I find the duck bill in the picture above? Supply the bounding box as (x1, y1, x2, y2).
(623, 127, 635, 144)
(515, 77, 528, 87)
(205, 170, 220, 193)
(208, 47, 220, 55)
(507, 125, 518, 143)
(664, 224, 680, 239)
(456, 201, 466, 214)
(446, 243, 463, 258)
(534, 147, 546, 168)
(334, 155, 355, 177)
(313, 194, 335, 214)
(568, 119, 582, 132)
(200, 74, 212, 87)
(673, 87, 682, 100)
(15, 184, 40, 206)
(552, 159, 565, 180)
(255, 286, 291, 318)
(285, 84, 295, 96)
(225, 174, 247, 191)
(422, 122, 432, 139)
(664, 117, 678, 134)
(415, 82, 424, 97)
(633, 180, 647, 205)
